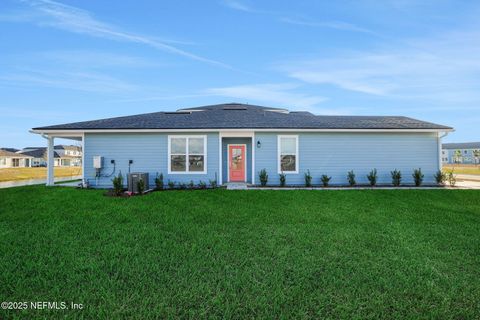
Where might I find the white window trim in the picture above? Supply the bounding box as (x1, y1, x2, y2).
(277, 135, 299, 174)
(168, 135, 207, 174)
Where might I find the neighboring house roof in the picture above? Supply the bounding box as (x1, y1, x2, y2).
(1, 147, 19, 152)
(32, 103, 452, 131)
(443, 142, 480, 150)
(54, 145, 82, 151)
(19, 148, 47, 158)
(0, 149, 33, 158)
(19, 148, 65, 159)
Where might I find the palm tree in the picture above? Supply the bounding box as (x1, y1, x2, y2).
(453, 149, 463, 164)
(473, 150, 480, 166)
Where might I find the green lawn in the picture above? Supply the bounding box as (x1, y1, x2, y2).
(1, 186, 479, 319)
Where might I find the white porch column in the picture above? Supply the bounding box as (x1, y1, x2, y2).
(46, 136, 55, 186)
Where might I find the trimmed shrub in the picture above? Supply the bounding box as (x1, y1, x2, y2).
(321, 175, 331, 187)
(209, 179, 217, 188)
(304, 170, 312, 187)
(391, 169, 402, 187)
(279, 173, 286, 187)
(111, 172, 124, 196)
(412, 168, 424, 186)
(198, 181, 207, 189)
(137, 178, 145, 195)
(434, 170, 446, 185)
(155, 173, 164, 190)
(179, 183, 187, 190)
(347, 170, 356, 187)
(188, 180, 195, 189)
(259, 169, 268, 187)
(367, 169, 377, 186)
(448, 172, 456, 187)
(168, 180, 175, 189)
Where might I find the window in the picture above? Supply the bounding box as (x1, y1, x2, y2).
(0, 158, 6, 165)
(168, 136, 207, 174)
(12, 158, 20, 167)
(278, 135, 298, 173)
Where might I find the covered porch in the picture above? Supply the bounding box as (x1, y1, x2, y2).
(219, 131, 256, 186)
(34, 132, 84, 186)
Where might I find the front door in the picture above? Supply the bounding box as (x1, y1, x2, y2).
(229, 145, 246, 182)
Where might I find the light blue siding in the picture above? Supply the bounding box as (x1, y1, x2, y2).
(442, 148, 480, 164)
(84, 133, 219, 188)
(84, 131, 440, 188)
(222, 138, 252, 183)
(254, 132, 440, 186)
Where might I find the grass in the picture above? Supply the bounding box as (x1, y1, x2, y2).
(443, 164, 480, 176)
(0, 187, 479, 319)
(0, 167, 82, 182)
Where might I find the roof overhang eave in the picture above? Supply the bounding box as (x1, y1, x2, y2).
(30, 127, 455, 134)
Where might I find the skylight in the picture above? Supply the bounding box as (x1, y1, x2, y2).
(222, 106, 247, 110)
(164, 111, 192, 115)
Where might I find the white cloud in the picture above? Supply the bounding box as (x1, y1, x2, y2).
(280, 17, 376, 35)
(35, 50, 163, 68)
(220, 1, 375, 35)
(277, 29, 480, 102)
(221, 0, 252, 12)
(203, 83, 327, 109)
(18, 0, 231, 68)
(0, 69, 136, 92)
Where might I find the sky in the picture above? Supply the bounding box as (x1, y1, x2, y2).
(1, 0, 479, 147)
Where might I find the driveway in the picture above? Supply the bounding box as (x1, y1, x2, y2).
(0, 176, 82, 188)
(455, 174, 480, 189)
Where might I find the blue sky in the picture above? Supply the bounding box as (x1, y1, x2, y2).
(1, 0, 479, 147)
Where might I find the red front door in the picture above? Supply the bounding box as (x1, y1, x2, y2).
(229, 145, 246, 182)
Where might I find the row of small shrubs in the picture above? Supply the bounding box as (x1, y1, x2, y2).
(259, 168, 455, 187)
(110, 172, 218, 196)
(155, 173, 217, 190)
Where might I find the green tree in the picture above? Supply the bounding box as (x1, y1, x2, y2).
(473, 150, 480, 166)
(453, 150, 463, 164)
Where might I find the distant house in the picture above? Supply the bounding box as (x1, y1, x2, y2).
(31, 103, 453, 187)
(0, 149, 33, 168)
(18, 148, 49, 167)
(53, 145, 82, 166)
(18, 145, 82, 167)
(442, 142, 480, 164)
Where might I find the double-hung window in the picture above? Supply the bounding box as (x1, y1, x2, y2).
(168, 136, 207, 174)
(278, 135, 298, 173)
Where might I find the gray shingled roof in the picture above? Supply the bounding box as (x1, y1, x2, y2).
(33, 103, 452, 131)
(0, 149, 32, 158)
(443, 142, 480, 150)
(19, 148, 62, 158)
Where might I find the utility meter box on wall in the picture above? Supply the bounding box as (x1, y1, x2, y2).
(93, 156, 103, 169)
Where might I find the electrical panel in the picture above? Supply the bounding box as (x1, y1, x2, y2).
(93, 156, 103, 169)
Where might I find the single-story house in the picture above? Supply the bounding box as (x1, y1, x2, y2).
(31, 103, 453, 187)
(0, 149, 33, 168)
(18, 146, 82, 167)
(442, 142, 480, 164)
